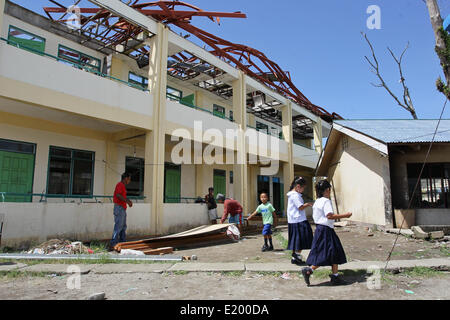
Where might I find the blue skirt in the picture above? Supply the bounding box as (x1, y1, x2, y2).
(287, 221, 313, 251)
(306, 224, 347, 266)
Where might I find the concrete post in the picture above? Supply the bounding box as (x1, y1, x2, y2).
(313, 118, 323, 155)
(144, 24, 168, 235)
(0, 0, 5, 37)
(232, 72, 249, 215)
(282, 102, 294, 214)
(195, 164, 203, 198)
(104, 140, 119, 196)
(109, 55, 127, 81)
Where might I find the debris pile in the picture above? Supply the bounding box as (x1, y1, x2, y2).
(27, 239, 94, 255)
(114, 224, 239, 255)
(386, 226, 447, 241)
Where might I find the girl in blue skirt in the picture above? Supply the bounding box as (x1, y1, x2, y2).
(302, 180, 352, 286)
(287, 177, 314, 265)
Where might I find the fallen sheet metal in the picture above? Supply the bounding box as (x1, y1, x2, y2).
(114, 224, 235, 252)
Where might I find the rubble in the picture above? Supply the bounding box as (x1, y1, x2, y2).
(87, 292, 106, 300)
(411, 226, 430, 239)
(27, 239, 94, 255)
(429, 231, 445, 240)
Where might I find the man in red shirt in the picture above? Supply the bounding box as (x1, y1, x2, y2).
(217, 194, 243, 230)
(110, 173, 133, 249)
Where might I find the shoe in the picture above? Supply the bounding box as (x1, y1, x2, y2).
(302, 267, 313, 286)
(267, 245, 274, 251)
(291, 257, 303, 266)
(261, 244, 269, 252)
(291, 253, 303, 265)
(329, 274, 349, 286)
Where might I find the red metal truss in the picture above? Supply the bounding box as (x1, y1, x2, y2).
(43, 1, 342, 120)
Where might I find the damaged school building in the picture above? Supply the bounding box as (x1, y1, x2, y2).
(316, 120, 450, 229)
(0, 0, 342, 247)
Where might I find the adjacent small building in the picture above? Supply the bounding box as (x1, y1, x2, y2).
(316, 119, 450, 228)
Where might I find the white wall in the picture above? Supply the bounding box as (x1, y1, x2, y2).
(328, 135, 391, 226)
(162, 203, 210, 234)
(293, 143, 319, 169)
(0, 203, 151, 248)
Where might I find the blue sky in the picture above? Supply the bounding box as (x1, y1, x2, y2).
(11, 0, 450, 120)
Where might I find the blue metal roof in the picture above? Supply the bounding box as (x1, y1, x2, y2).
(334, 119, 450, 144)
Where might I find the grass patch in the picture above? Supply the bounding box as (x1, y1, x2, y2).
(273, 232, 288, 250)
(0, 257, 171, 265)
(169, 270, 189, 276)
(221, 271, 245, 277)
(0, 247, 15, 254)
(311, 269, 332, 279)
(0, 271, 48, 279)
(439, 246, 450, 257)
(256, 271, 283, 277)
(402, 267, 443, 278)
(381, 274, 396, 285)
(87, 241, 109, 254)
(390, 251, 403, 257)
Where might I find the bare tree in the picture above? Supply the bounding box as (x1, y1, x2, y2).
(362, 32, 418, 119)
(425, 0, 450, 100)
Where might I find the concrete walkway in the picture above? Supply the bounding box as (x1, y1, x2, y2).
(1, 258, 449, 275)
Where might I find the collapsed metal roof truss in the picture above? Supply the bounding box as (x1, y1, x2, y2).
(42, 0, 342, 123)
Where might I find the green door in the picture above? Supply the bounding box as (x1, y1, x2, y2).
(164, 164, 181, 203)
(213, 169, 227, 198)
(0, 151, 34, 202)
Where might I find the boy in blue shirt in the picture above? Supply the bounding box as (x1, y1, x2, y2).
(248, 192, 278, 252)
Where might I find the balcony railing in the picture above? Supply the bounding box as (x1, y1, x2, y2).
(0, 37, 148, 92)
(0, 192, 146, 203)
(166, 93, 234, 122)
(247, 125, 284, 140)
(293, 140, 315, 150)
(164, 196, 205, 204)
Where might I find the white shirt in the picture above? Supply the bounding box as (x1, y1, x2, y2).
(286, 190, 307, 224)
(312, 197, 335, 228)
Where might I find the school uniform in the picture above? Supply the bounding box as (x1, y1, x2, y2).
(286, 190, 313, 251)
(306, 197, 347, 266)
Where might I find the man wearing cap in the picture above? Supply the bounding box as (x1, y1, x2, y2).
(217, 194, 243, 231)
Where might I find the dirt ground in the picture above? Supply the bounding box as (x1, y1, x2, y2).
(0, 270, 449, 300)
(0, 224, 449, 300)
(174, 224, 449, 263)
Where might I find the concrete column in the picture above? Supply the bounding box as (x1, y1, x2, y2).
(248, 165, 258, 213)
(144, 23, 168, 235)
(195, 164, 204, 198)
(232, 72, 249, 215)
(313, 118, 323, 155)
(194, 90, 204, 109)
(104, 140, 119, 196)
(108, 55, 127, 80)
(0, 0, 4, 37)
(248, 113, 256, 128)
(282, 102, 294, 212)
